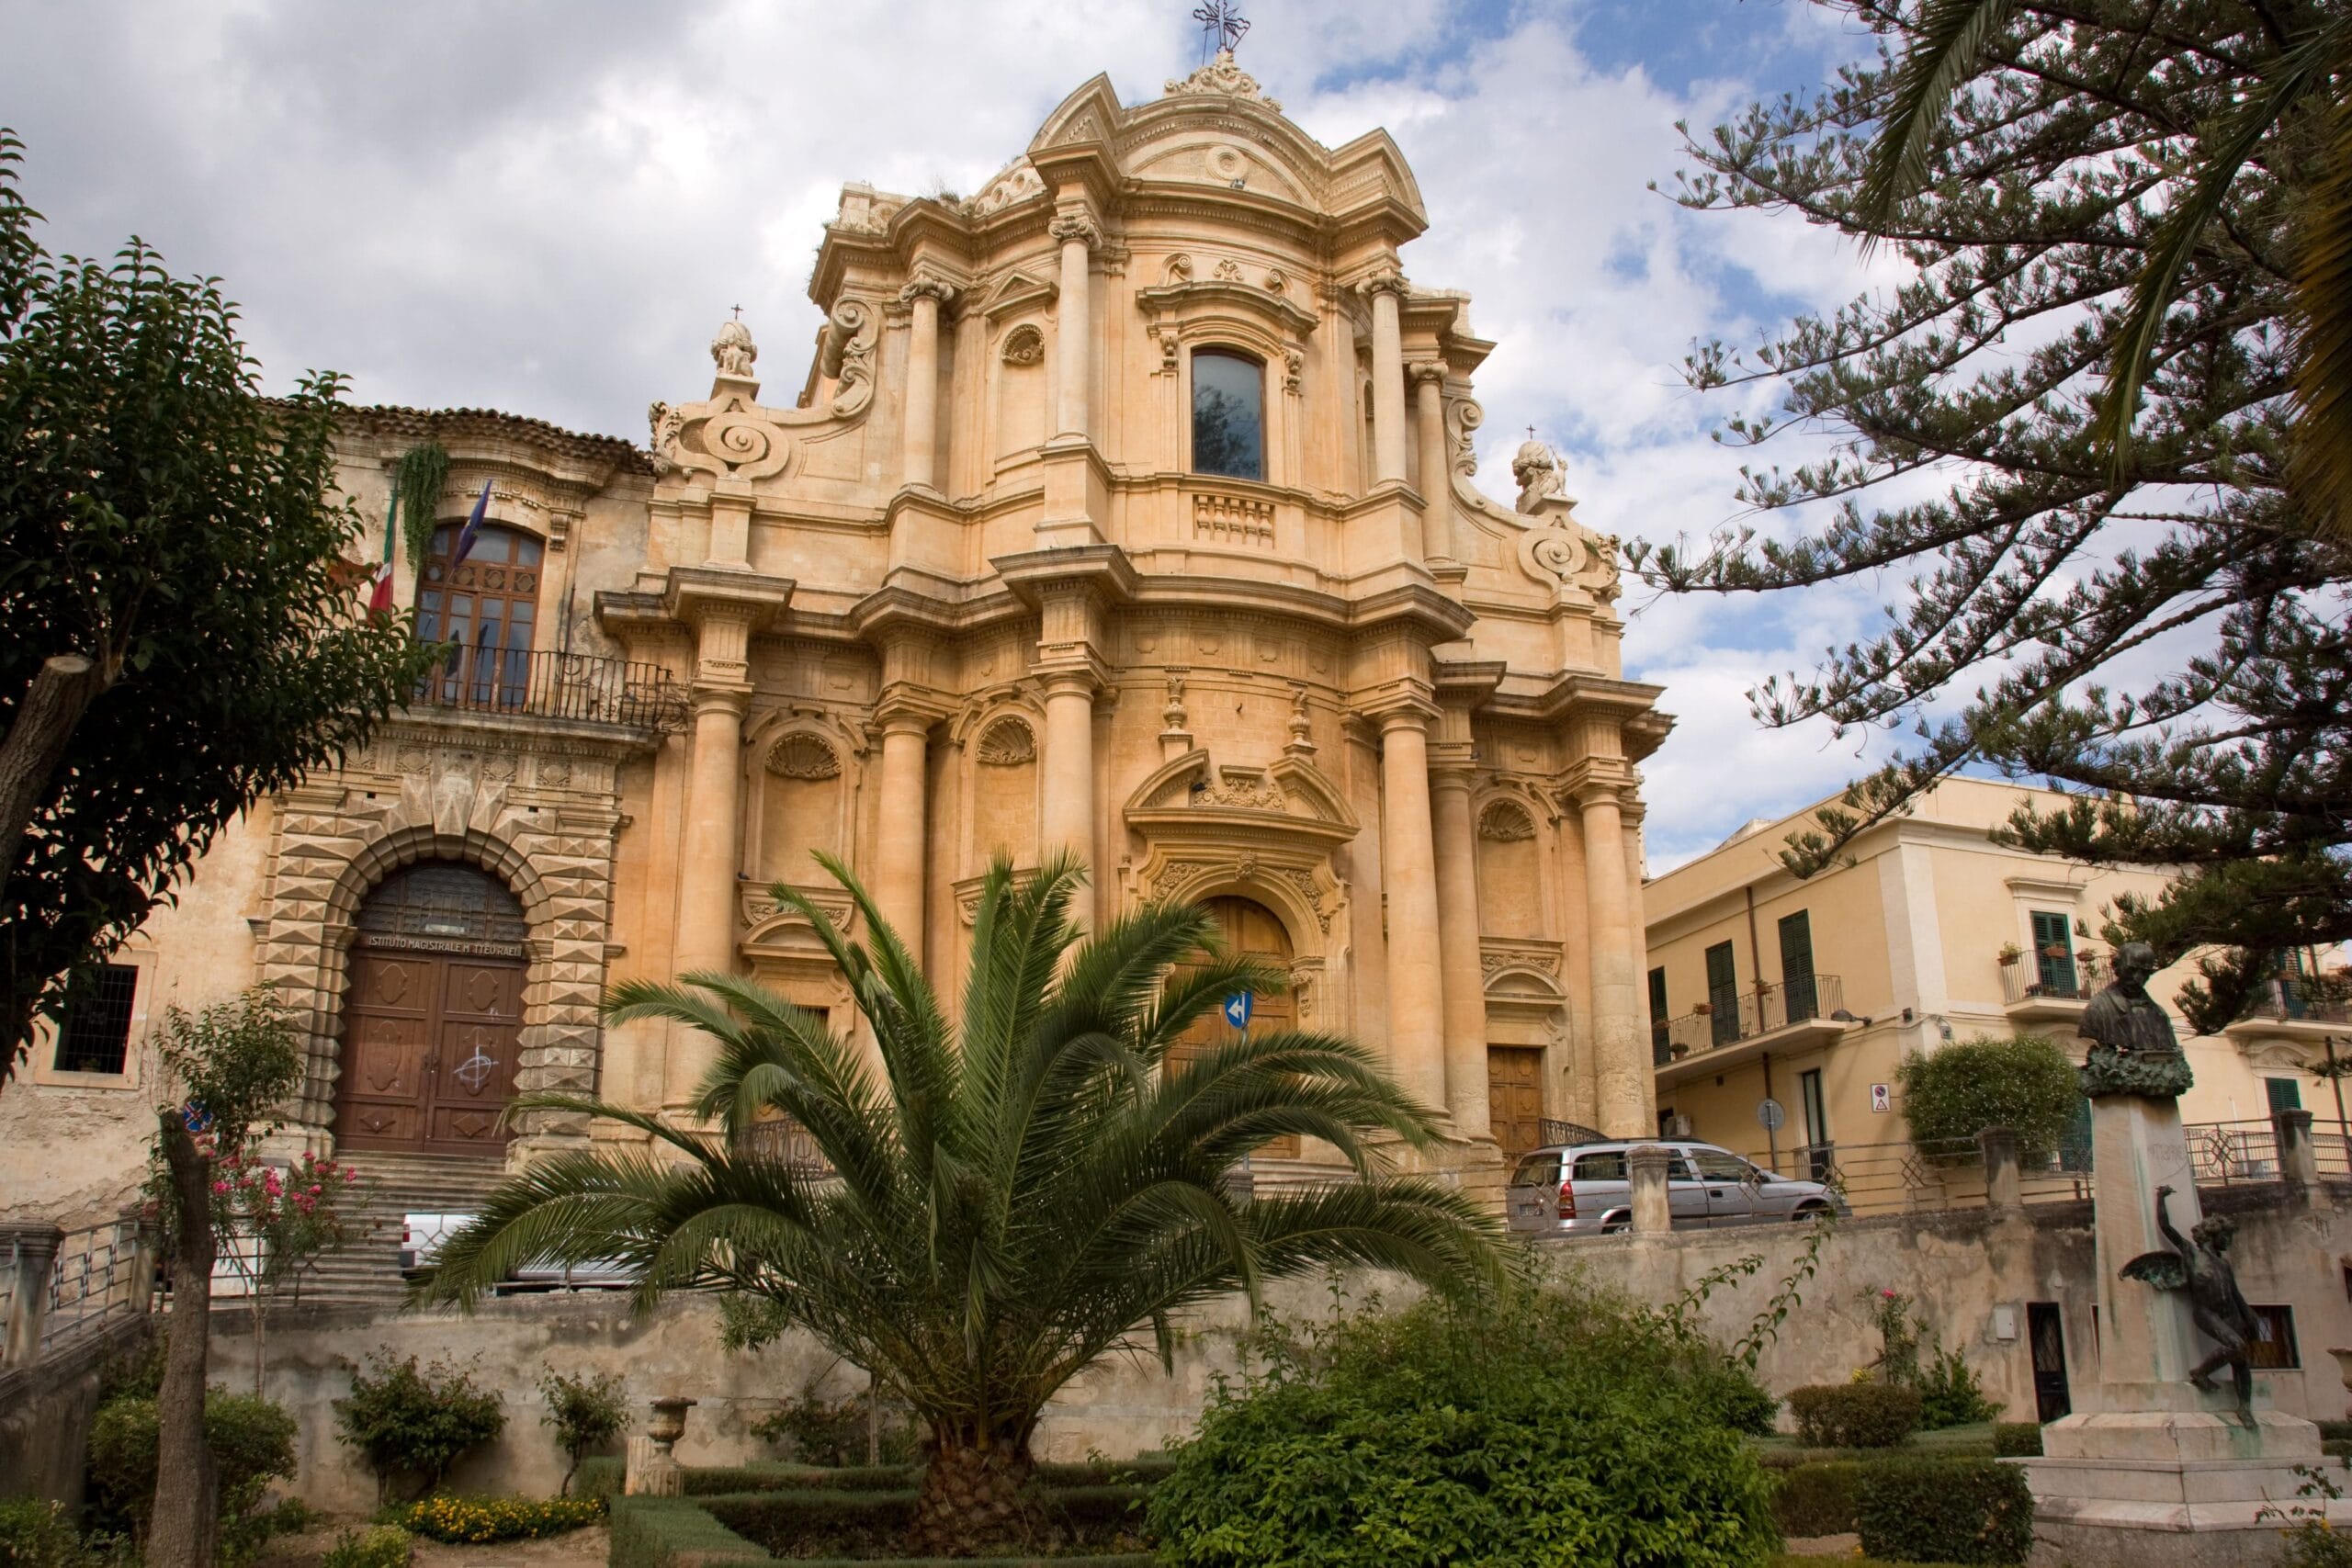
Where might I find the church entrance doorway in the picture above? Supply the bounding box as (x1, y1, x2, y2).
(1487, 1046, 1545, 1161)
(1171, 896, 1298, 1158)
(334, 863, 528, 1157)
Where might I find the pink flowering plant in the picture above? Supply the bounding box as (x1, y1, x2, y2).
(214, 1148, 374, 1392)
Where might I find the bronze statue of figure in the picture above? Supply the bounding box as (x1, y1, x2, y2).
(2120, 1184, 2258, 1423)
(2079, 940, 2194, 1098)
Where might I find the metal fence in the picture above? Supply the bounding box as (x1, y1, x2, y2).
(43, 1214, 148, 1352)
(1657, 975, 1847, 1066)
(1736, 1135, 2096, 1219)
(1998, 950, 2113, 1007)
(411, 648, 688, 733)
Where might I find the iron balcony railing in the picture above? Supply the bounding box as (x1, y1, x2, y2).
(43, 1214, 148, 1353)
(1656, 975, 1845, 1066)
(2000, 950, 2112, 1006)
(2236, 975, 2352, 1027)
(410, 646, 688, 733)
(734, 1117, 837, 1177)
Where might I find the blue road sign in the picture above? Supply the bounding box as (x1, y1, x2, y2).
(1223, 992, 1254, 1030)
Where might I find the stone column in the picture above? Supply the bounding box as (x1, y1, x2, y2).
(670, 686, 746, 1110)
(1042, 671, 1097, 869)
(2277, 1106, 2319, 1203)
(1050, 212, 1099, 441)
(898, 277, 955, 491)
(872, 711, 932, 969)
(1363, 270, 1409, 486)
(1377, 707, 1448, 1115)
(1, 1224, 63, 1368)
(1428, 755, 1490, 1140)
(1576, 779, 1645, 1137)
(1410, 361, 1453, 561)
(1627, 1146, 1672, 1235)
(1980, 1125, 2022, 1212)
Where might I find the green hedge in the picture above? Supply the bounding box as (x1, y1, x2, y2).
(1773, 1461, 1866, 1538)
(577, 1456, 625, 1501)
(1990, 1423, 2042, 1458)
(1855, 1459, 2035, 1566)
(704, 1483, 1148, 1560)
(609, 1495, 770, 1568)
(1787, 1384, 1924, 1449)
(2319, 1421, 2352, 1443)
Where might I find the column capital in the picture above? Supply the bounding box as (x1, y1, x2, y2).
(898, 274, 959, 310)
(1049, 210, 1103, 249)
(1408, 357, 1447, 386)
(1357, 266, 1409, 300)
(1362, 692, 1441, 733)
(1427, 742, 1477, 787)
(1039, 658, 1109, 700)
(1561, 757, 1636, 810)
(690, 686, 750, 719)
(873, 687, 952, 732)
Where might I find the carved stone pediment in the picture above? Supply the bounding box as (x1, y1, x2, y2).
(978, 270, 1059, 321)
(741, 883, 856, 954)
(1125, 748, 1357, 850)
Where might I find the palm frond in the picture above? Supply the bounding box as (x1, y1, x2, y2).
(1856, 0, 2016, 234)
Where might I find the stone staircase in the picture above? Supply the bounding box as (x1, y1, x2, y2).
(274, 1151, 508, 1309)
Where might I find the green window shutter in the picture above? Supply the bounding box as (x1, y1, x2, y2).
(1648, 967, 1671, 1065)
(2030, 911, 2076, 998)
(1778, 910, 1817, 1021)
(1704, 942, 1738, 1045)
(2267, 1077, 2303, 1113)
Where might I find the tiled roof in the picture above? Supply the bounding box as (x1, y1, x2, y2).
(331, 401, 654, 476)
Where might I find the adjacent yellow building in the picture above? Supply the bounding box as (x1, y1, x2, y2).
(1644, 777, 2347, 1172)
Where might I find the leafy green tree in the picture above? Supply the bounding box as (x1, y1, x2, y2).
(1636, 2, 2352, 1026)
(1894, 1033, 2079, 1159)
(0, 130, 437, 1086)
(422, 855, 1504, 1557)
(332, 1354, 506, 1504)
(537, 1369, 628, 1496)
(147, 990, 305, 1568)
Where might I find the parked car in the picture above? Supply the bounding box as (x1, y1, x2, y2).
(1503, 1140, 1846, 1235)
(400, 1212, 635, 1291)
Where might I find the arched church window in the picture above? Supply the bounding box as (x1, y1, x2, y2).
(1191, 349, 1265, 481)
(416, 524, 544, 708)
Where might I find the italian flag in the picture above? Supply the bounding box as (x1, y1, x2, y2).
(367, 491, 398, 615)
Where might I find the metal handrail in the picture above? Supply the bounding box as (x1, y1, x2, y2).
(408, 647, 688, 733)
(2000, 950, 2113, 1006)
(43, 1215, 146, 1352)
(1657, 975, 1846, 1064)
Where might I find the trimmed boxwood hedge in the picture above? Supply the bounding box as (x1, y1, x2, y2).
(1772, 1461, 1866, 1538)
(1786, 1384, 1924, 1449)
(704, 1483, 1149, 1560)
(1990, 1423, 2042, 1459)
(610, 1495, 769, 1568)
(1854, 1458, 2035, 1566)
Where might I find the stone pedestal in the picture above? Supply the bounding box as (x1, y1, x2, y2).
(2017, 1093, 2342, 1565)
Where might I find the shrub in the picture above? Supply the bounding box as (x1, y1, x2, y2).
(1855, 1458, 2035, 1566)
(750, 1375, 920, 1467)
(1917, 1347, 2000, 1429)
(538, 1368, 628, 1495)
(1787, 1384, 1923, 1449)
(85, 1387, 298, 1550)
(321, 1525, 413, 1568)
(609, 1495, 768, 1568)
(1897, 1035, 2081, 1159)
(334, 1353, 505, 1502)
(1149, 1275, 1780, 1568)
(399, 1495, 604, 1544)
(0, 1499, 96, 1568)
(1772, 1461, 1864, 1538)
(703, 1484, 1149, 1560)
(1991, 1422, 2043, 1458)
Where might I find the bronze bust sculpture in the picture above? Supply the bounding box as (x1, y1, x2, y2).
(2078, 940, 2194, 1098)
(2120, 1184, 2258, 1423)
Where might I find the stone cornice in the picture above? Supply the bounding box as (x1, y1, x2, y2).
(327, 401, 652, 480)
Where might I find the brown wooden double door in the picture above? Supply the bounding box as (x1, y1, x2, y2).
(334, 945, 523, 1156)
(1487, 1046, 1545, 1163)
(1170, 897, 1299, 1158)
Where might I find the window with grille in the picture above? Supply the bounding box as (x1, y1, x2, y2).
(54, 963, 138, 1074)
(2248, 1304, 2300, 1369)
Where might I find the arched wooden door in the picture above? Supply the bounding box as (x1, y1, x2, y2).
(334, 863, 527, 1156)
(1170, 897, 1298, 1158)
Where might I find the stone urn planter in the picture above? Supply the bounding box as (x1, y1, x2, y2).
(624, 1396, 700, 1496)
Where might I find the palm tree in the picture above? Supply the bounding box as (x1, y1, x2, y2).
(1859, 0, 2352, 530)
(420, 853, 1504, 1557)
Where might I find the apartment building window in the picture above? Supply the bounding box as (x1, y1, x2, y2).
(1704, 941, 1739, 1046)
(1778, 909, 1817, 1022)
(2248, 1305, 2300, 1370)
(54, 963, 138, 1075)
(2267, 1077, 2303, 1114)
(1649, 966, 1670, 1066)
(2030, 910, 2076, 998)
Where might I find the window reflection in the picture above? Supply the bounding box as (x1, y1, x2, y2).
(1191, 350, 1264, 480)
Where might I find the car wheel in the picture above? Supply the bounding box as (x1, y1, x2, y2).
(1600, 1216, 1630, 1235)
(1792, 1201, 1828, 1221)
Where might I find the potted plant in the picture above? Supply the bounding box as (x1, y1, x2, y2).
(1691, 1001, 1713, 1016)
(1668, 1042, 1690, 1061)
(1996, 942, 2023, 967)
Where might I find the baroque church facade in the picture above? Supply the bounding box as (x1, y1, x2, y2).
(1, 56, 1667, 1214)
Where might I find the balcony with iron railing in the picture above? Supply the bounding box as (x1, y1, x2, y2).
(1654, 975, 1853, 1086)
(405, 645, 689, 736)
(1999, 948, 2112, 1023)
(2225, 975, 2352, 1045)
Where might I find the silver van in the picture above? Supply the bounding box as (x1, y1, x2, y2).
(1503, 1140, 1844, 1235)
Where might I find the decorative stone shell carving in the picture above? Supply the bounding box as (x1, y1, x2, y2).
(1001, 323, 1045, 367)
(975, 716, 1036, 766)
(766, 734, 842, 780)
(1479, 801, 1537, 842)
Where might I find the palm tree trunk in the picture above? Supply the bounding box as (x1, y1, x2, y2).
(151, 1112, 219, 1568)
(904, 1435, 1033, 1557)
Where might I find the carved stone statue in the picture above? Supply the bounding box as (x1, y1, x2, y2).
(1511, 439, 1563, 513)
(2121, 1184, 2258, 1422)
(710, 317, 757, 378)
(2078, 940, 2194, 1098)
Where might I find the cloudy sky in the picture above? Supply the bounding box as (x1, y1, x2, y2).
(2, 0, 1920, 870)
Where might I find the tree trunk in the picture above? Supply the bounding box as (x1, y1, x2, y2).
(904, 1437, 1034, 1558)
(151, 1111, 219, 1568)
(0, 654, 106, 910)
